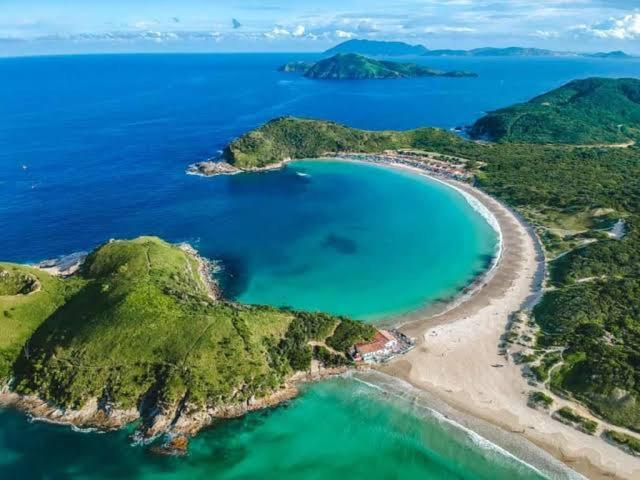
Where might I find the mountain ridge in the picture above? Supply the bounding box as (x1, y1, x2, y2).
(323, 39, 634, 59)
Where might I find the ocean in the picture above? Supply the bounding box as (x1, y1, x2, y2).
(2, 53, 639, 479)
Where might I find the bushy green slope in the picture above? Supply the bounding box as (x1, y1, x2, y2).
(470, 78, 640, 144)
(299, 54, 475, 80)
(0, 265, 84, 380)
(223, 116, 468, 169)
(4, 237, 374, 412)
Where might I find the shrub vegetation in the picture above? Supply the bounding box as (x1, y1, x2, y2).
(2, 237, 373, 412)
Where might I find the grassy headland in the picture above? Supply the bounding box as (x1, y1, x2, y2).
(1, 237, 374, 436)
(223, 116, 469, 169)
(0, 265, 84, 380)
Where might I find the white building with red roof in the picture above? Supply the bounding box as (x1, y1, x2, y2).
(352, 329, 398, 363)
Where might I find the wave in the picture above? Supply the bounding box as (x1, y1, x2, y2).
(348, 373, 585, 480)
(27, 414, 104, 434)
(426, 174, 503, 262)
(386, 166, 505, 324)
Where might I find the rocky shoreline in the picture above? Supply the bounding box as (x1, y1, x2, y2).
(1, 238, 364, 455)
(187, 160, 241, 176)
(186, 158, 291, 177)
(1, 363, 352, 454)
(34, 251, 88, 277)
(178, 243, 221, 301)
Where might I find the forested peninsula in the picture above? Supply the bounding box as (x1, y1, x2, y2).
(0, 237, 374, 451)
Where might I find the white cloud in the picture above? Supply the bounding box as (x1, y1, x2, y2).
(355, 19, 380, 34)
(534, 29, 559, 39)
(38, 30, 225, 43)
(335, 30, 355, 38)
(574, 11, 640, 39)
(7, 2, 640, 53)
(442, 26, 475, 33)
(423, 25, 475, 34)
(263, 24, 309, 39)
(132, 20, 159, 30)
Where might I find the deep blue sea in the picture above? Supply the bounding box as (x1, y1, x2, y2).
(3, 53, 640, 263)
(2, 53, 640, 479)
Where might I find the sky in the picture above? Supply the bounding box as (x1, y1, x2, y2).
(1, 0, 640, 56)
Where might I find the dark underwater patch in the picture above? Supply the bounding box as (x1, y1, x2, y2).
(482, 253, 496, 268)
(322, 234, 357, 255)
(214, 255, 250, 299)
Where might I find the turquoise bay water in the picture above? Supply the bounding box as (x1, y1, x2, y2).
(0, 378, 546, 480)
(228, 160, 497, 320)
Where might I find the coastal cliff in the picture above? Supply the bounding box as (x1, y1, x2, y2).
(0, 237, 375, 451)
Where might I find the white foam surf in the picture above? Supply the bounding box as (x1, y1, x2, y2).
(348, 373, 586, 480)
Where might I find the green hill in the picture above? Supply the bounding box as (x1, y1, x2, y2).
(2, 237, 374, 433)
(281, 54, 476, 80)
(223, 116, 469, 169)
(470, 78, 640, 144)
(0, 265, 83, 379)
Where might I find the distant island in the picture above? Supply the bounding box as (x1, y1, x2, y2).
(0, 237, 375, 452)
(423, 47, 634, 58)
(583, 51, 633, 59)
(470, 77, 640, 144)
(323, 39, 633, 59)
(278, 53, 477, 80)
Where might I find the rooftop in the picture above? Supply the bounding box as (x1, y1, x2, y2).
(355, 330, 395, 355)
